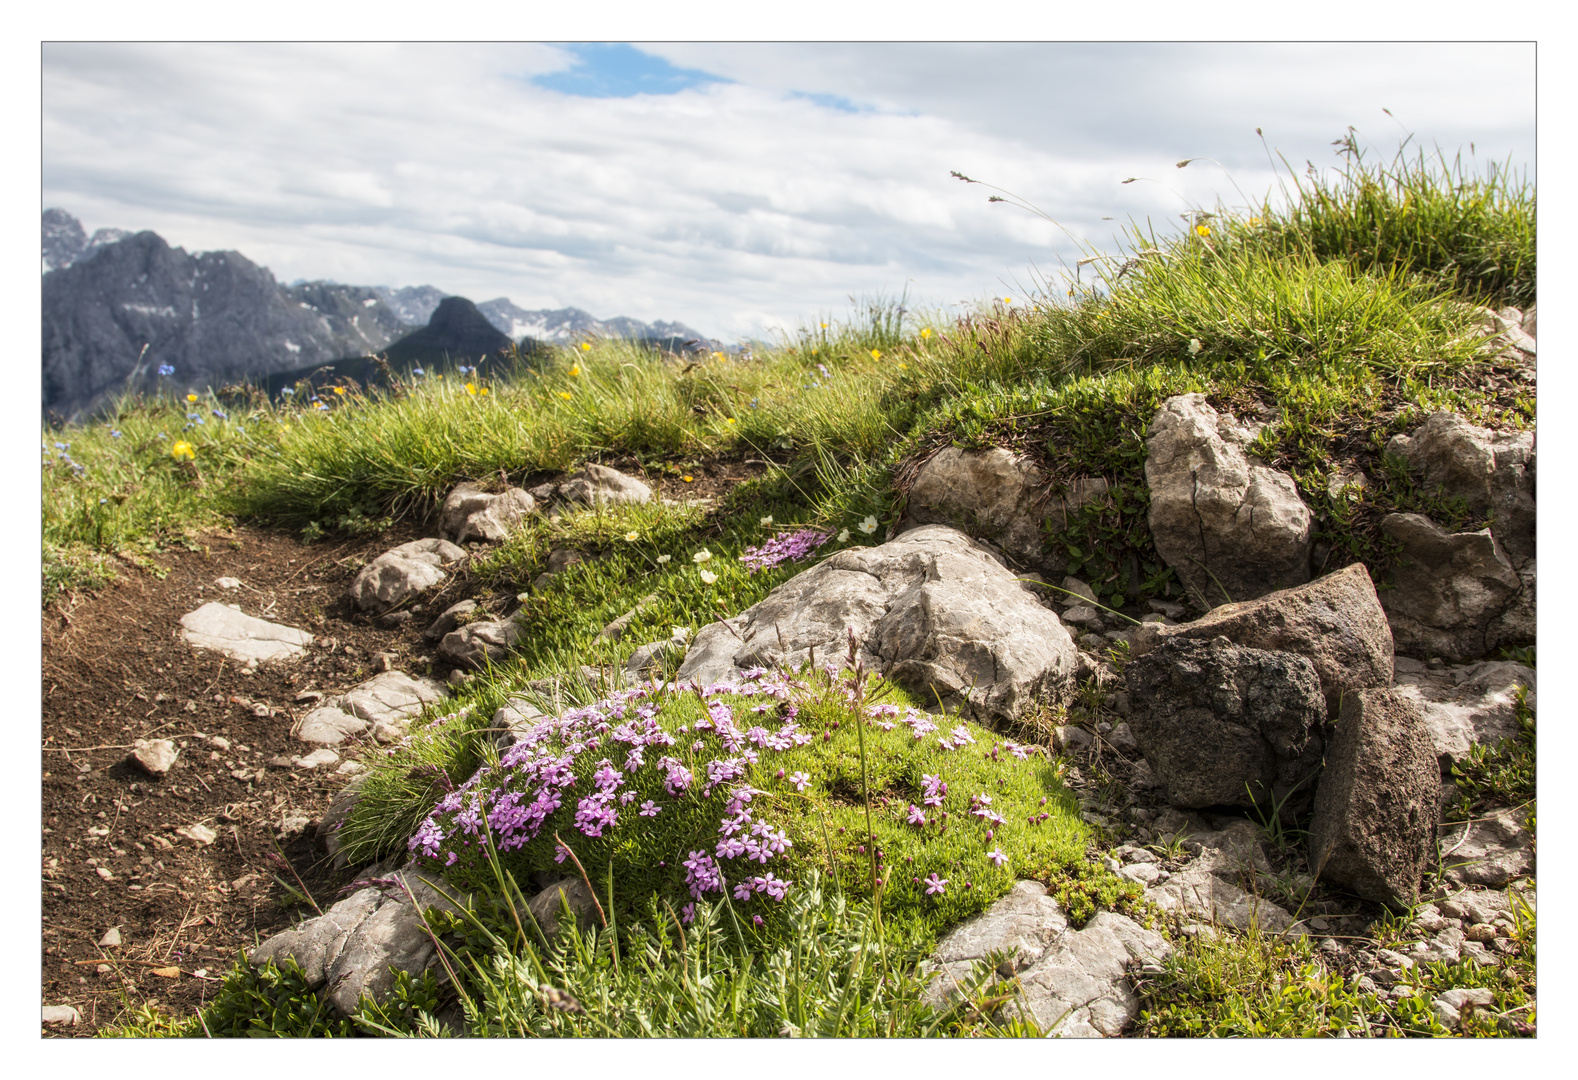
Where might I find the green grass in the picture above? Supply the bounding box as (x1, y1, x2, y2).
(67, 130, 1536, 1037)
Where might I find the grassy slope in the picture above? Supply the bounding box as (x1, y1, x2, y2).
(64, 135, 1535, 1037)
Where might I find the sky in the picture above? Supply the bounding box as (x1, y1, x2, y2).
(41, 41, 1536, 343)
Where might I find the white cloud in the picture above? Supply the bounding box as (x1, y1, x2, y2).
(43, 42, 1535, 342)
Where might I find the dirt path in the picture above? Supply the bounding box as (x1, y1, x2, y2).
(39, 521, 451, 1037)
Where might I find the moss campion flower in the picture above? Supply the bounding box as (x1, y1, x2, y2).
(924, 872, 948, 896)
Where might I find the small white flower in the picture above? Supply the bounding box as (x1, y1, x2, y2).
(624, 531, 640, 542)
(699, 569, 719, 585)
(837, 528, 851, 543)
(760, 515, 773, 526)
(1187, 338, 1202, 355)
(671, 626, 691, 642)
(693, 549, 712, 563)
(858, 515, 878, 535)
(657, 554, 671, 564)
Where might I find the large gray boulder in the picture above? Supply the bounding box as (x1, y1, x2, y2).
(440, 482, 536, 544)
(178, 602, 313, 666)
(1126, 637, 1325, 812)
(1129, 563, 1393, 719)
(1144, 393, 1313, 608)
(675, 524, 1080, 724)
(1379, 514, 1530, 662)
(349, 538, 466, 615)
(1308, 689, 1440, 909)
(1391, 657, 1534, 768)
(249, 868, 467, 1016)
(899, 447, 1108, 574)
(558, 463, 653, 508)
(1385, 412, 1534, 568)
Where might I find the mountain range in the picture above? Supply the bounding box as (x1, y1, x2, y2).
(42, 210, 714, 422)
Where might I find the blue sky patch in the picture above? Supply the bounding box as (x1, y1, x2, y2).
(533, 44, 731, 98)
(790, 91, 868, 114)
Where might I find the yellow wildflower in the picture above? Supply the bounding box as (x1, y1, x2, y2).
(920, 328, 932, 340)
(898, 362, 908, 370)
(480, 387, 489, 396)
(725, 417, 736, 425)
(1002, 296, 1013, 304)
(870, 349, 882, 361)
(186, 394, 198, 403)
(465, 382, 478, 395)
(171, 440, 195, 461)
(558, 391, 572, 400)
(580, 342, 592, 352)
(1195, 224, 1211, 237)
(569, 365, 581, 377)
(682, 475, 693, 483)
(333, 386, 346, 395)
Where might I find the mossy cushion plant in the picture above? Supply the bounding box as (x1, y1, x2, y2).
(405, 658, 1086, 945)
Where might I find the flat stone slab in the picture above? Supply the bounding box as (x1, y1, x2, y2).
(297, 705, 368, 746)
(340, 671, 448, 732)
(1439, 807, 1534, 888)
(1392, 657, 1534, 766)
(179, 602, 313, 665)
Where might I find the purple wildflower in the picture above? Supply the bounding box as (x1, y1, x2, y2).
(738, 528, 830, 573)
(924, 873, 948, 896)
(986, 847, 1008, 867)
(788, 771, 811, 792)
(639, 800, 661, 817)
(906, 804, 927, 827)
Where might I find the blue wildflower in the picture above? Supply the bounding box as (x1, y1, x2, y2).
(157, 364, 175, 377)
(412, 367, 425, 376)
(281, 388, 294, 396)
(110, 430, 122, 438)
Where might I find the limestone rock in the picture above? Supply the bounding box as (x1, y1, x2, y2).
(900, 447, 1055, 570)
(178, 602, 313, 665)
(1129, 563, 1393, 719)
(1379, 514, 1529, 662)
(294, 748, 340, 770)
(440, 481, 536, 544)
(490, 697, 551, 749)
(297, 705, 367, 746)
(128, 738, 178, 777)
(438, 614, 526, 669)
(1127, 637, 1325, 812)
(1391, 657, 1534, 767)
(558, 463, 653, 508)
(1385, 412, 1535, 567)
(1308, 689, 1440, 908)
(1009, 912, 1171, 1037)
(249, 869, 468, 1016)
(600, 593, 659, 641)
(626, 638, 681, 681)
(348, 539, 466, 616)
(922, 880, 1070, 1008)
(1147, 868, 1300, 934)
(676, 524, 1080, 725)
(1439, 807, 1534, 888)
(317, 775, 368, 870)
(42, 1004, 80, 1026)
(423, 599, 479, 642)
(339, 671, 448, 739)
(1144, 393, 1312, 607)
(527, 877, 601, 942)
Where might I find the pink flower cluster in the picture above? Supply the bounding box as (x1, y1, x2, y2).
(738, 528, 830, 573)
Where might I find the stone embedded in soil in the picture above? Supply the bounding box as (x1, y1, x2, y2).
(1391, 657, 1535, 768)
(177, 823, 218, 846)
(127, 738, 179, 776)
(42, 1004, 80, 1026)
(423, 599, 479, 641)
(214, 576, 243, 590)
(178, 601, 313, 665)
(294, 748, 341, 770)
(440, 481, 536, 544)
(297, 705, 367, 746)
(527, 877, 601, 942)
(247, 868, 470, 1016)
(438, 614, 526, 669)
(1308, 688, 1440, 909)
(339, 670, 448, 733)
(1438, 807, 1534, 888)
(557, 463, 653, 508)
(348, 538, 466, 616)
(97, 926, 122, 947)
